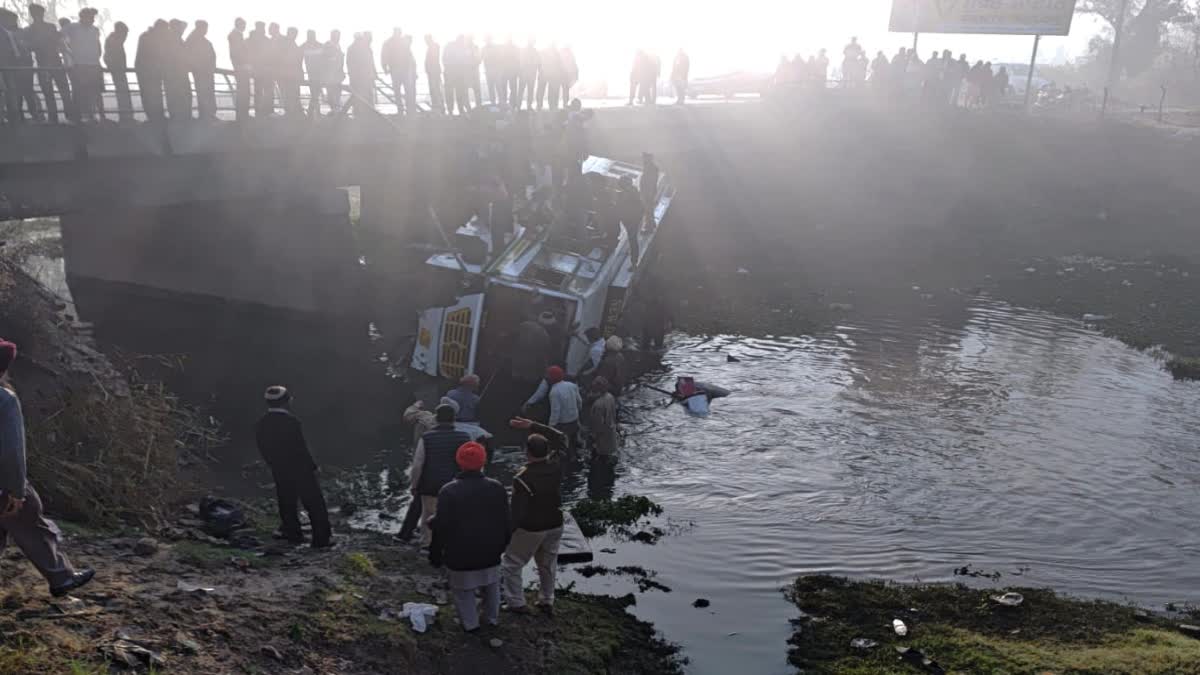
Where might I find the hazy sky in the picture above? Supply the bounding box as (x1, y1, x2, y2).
(97, 0, 1106, 82)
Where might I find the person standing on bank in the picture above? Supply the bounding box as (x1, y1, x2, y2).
(26, 3, 74, 123)
(0, 340, 95, 597)
(410, 403, 471, 547)
(424, 34, 443, 114)
(428, 441, 510, 633)
(254, 386, 333, 548)
(501, 433, 562, 615)
(63, 8, 101, 123)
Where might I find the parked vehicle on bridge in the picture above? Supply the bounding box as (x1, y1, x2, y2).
(411, 155, 674, 384)
(687, 71, 772, 99)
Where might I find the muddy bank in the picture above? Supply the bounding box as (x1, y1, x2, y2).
(786, 575, 1200, 674)
(0, 506, 683, 674)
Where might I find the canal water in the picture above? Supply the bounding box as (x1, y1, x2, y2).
(339, 298, 1200, 674)
(12, 235, 1200, 673)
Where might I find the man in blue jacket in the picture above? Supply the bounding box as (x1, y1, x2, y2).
(429, 442, 510, 633)
(0, 339, 94, 597)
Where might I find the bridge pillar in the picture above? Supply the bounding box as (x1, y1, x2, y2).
(60, 190, 360, 318)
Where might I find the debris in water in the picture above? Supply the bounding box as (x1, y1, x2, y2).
(693, 598, 711, 608)
(726, 355, 740, 363)
(1025, 267, 1037, 273)
(991, 592, 1025, 607)
(489, 638, 504, 649)
(1178, 624, 1200, 639)
(828, 302, 854, 312)
(893, 619, 908, 636)
(736, 267, 750, 275)
(260, 645, 284, 661)
(1082, 314, 1111, 322)
(850, 638, 878, 650)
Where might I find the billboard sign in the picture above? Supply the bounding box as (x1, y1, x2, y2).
(889, 0, 1076, 36)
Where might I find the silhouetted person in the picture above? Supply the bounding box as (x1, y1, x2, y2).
(64, 8, 100, 122)
(519, 39, 538, 110)
(26, 3, 74, 123)
(228, 18, 249, 120)
(186, 20, 216, 120)
(3, 11, 42, 122)
(465, 34, 482, 107)
(255, 386, 333, 548)
(247, 21, 272, 116)
(134, 20, 167, 122)
(103, 22, 132, 122)
(301, 30, 324, 116)
(0, 10, 25, 123)
(164, 19, 190, 119)
(267, 22, 285, 113)
(629, 50, 646, 104)
(444, 35, 468, 115)
(280, 27, 303, 116)
(870, 50, 889, 88)
(639, 152, 659, 229)
(482, 34, 500, 104)
(815, 48, 830, 85)
(346, 32, 376, 117)
(382, 28, 416, 115)
(671, 49, 689, 104)
(324, 31, 345, 113)
(424, 34, 443, 113)
(502, 37, 519, 106)
(560, 45, 577, 105)
(994, 65, 1009, 102)
(949, 54, 968, 106)
(538, 41, 561, 109)
(617, 176, 642, 264)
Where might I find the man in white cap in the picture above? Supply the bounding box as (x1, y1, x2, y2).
(255, 386, 332, 548)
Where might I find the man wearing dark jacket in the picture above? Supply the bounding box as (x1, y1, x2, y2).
(429, 442, 510, 632)
(410, 403, 470, 546)
(0, 340, 95, 597)
(254, 386, 332, 547)
(104, 22, 133, 122)
(185, 20, 216, 120)
(500, 433, 563, 614)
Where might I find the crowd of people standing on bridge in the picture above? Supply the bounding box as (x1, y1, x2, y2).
(775, 37, 1013, 108)
(0, 5, 595, 124)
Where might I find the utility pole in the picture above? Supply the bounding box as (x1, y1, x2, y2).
(1023, 34, 1042, 110)
(1103, 0, 1132, 116)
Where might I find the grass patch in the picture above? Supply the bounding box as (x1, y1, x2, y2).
(173, 540, 259, 570)
(570, 495, 663, 538)
(338, 552, 378, 578)
(786, 575, 1200, 674)
(1166, 356, 1200, 381)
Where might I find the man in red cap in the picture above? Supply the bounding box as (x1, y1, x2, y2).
(428, 441, 510, 633)
(0, 339, 95, 597)
(521, 365, 582, 454)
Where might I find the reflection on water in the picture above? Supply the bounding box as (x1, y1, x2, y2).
(46, 252, 1200, 674)
(583, 300, 1200, 674)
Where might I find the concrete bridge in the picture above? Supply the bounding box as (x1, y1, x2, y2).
(3, 90, 1194, 323)
(0, 100, 763, 319)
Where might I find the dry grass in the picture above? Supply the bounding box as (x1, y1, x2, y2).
(0, 256, 224, 528)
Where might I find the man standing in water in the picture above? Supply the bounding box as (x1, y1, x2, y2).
(429, 442, 510, 633)
(522, 366, 582, 454)
(501, 433, 562, 615)
(0, 340, 96, 597)
(254, 386, 333, 548)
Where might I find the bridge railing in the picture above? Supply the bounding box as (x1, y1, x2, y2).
(0, 66, 435, 124)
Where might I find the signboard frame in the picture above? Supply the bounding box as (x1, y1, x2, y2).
(889, 0, 1076, 36)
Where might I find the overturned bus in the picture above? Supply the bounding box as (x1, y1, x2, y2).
(411, 156, 673, 384)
